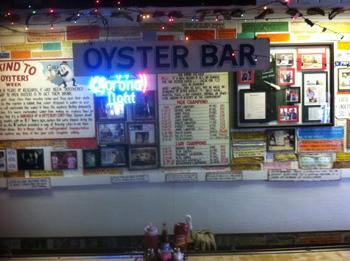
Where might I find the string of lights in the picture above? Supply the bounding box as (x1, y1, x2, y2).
(0, 0, 348, 42)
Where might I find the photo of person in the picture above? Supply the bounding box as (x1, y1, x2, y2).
(277, 106, 299, 123)
(83, 150, 100, 169)
(338, 68, 350, 91)
(238, 70, 255, 84)
(0, 150, 6, 172)
(17, 149, 44, 170)
(129, 147, 158, 170)
(132, 91, 156, 120)
(278, 68, 295, 86)
(100, 147, 126, 167)
(303, 72, 327, 106)
(98, 123, 125, 145)
(267, 129, 295, 152)
(51, 151, 78, 170)
(276, 53, 294, 66)
(128, 123, 156, 145)
(285, 87, 300, 103)
(95, 96, 125, 120)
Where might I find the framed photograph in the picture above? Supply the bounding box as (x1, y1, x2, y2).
(0, 149, 6, 172)
(128, 123, 156, 145)
(129, 147, 158, 170)
(95, 96, 125, 120)
(132, 91, 156, 120)
(278, 67, 295, 86)
(100, 146, 127, 167)
(267, 129, 295, 152)
(285, 87, 300, 103)
(302, 106, 323, 122)
(275, 53, 294, 66)
(238, 70, 255, 84)
(51, 150, 78, 170)
(303, 72, 328, 106)
(297, 49, 326, 70)
(83, 149, 100, 169)
(97, 122, 126, 145)
(17, 149, 44, 170)
(338, 68, 350, 91)
(277, 105, 299, 123)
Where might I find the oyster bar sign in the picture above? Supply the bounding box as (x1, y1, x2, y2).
(73, 39, 270, 75)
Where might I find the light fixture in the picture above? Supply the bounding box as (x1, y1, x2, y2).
(304, 18, 314, 27)
(322, 27, 327, 32)
(329, 8, 344, 20)
(231, 9, 244, 18)
(307, 7, 325, 16)
(255, 8, 274, 19)
(286, 8, 299, 17)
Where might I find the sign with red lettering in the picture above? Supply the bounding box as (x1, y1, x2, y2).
(158, 72, 230, 167)
(0, 60, 95, 140)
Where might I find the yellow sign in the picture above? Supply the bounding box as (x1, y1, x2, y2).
(336, 152, 350, 161)
(232, 157, 264, 164)
(32, 51, 63, 58)
(232, 131, 265, 140)
(30, 170, 63, 177)
(338, 42, 350, 50)
(274, 153, 297, 161)
(3, 43, 42, 51)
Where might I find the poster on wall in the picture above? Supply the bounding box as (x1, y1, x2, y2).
(158, 72, 230, 167)
(0, 60, 95, 140)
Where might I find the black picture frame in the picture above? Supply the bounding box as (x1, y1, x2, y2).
(17, 149, 45, 171)
(97, 122, 126, 145)
(0, 149, 6, 172)
(83, 149, 100, 169)
(100, 146, 127, 167)
(267, 129, 295, 152)
(128, 147, 158, 170)
(128, 122, 157, 145)
(95, 96, 126, 121)
(132, 91, 156, 120)
(285, 87, 300, 104)
(51, 150, 78, 170)
(239, 90, 269, 123)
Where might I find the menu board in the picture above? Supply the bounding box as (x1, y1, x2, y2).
(0, 60, 95, 140)
(158, 72, 230, 167)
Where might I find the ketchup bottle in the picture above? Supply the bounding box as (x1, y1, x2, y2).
(173, 222, 189, 252)
(144, 223, 158, 251)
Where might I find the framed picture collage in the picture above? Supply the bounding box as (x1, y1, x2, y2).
(236, 44, 333, 128)
(88, 89, 159, 170)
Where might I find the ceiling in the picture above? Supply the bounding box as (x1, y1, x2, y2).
(1, 0, 257, 10)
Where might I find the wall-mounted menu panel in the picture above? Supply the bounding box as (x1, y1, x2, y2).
(158, 72, 230, 167)
(0, 60, 95, 140)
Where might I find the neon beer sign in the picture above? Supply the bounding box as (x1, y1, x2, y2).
(89, 74, 148, 110)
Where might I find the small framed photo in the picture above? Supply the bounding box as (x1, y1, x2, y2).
(95, 96, 125, 120)
(51, 150, 78, 170)
(83, 149, 100, 169)
(303, 72, 328, 106)
(338, 68, 350, 91)
(100, 146, 127, 167)
(238, 71, 255, 84)
(129, 147, 158, 170)
(132, 91, 156, 120)
(0, 149, 6, 172)
(128, 123, 156, 145)
(278, 67, 295, 86)
(17, 149, 44, 170)
(277, 105, 299, 123)
(97, 122, 126, 145)
(267, 129, 295, 152)
(297, 49, 326, 70)
(285, 87, 300, 103)
(276, 53, 294, 66)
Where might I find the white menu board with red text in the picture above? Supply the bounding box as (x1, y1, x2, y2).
(158, 72, 230, 167)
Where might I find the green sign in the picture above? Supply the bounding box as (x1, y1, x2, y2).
(242, 22, 289, 33)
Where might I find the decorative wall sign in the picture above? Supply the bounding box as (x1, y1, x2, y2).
(0, 60, 95, 140)
(158, 72, 230, 167)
